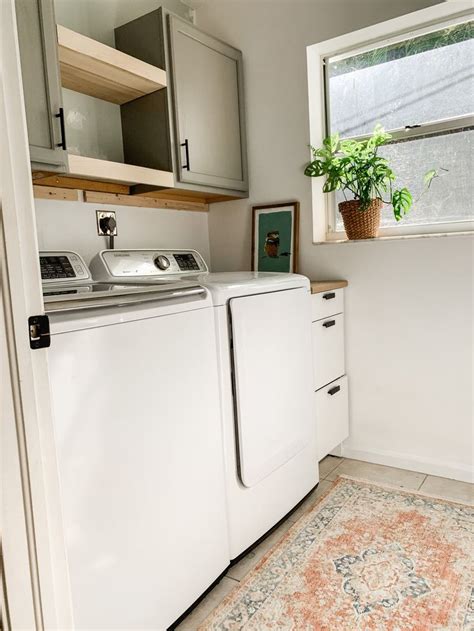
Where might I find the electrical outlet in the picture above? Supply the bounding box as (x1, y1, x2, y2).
(96, 210, 117, 236)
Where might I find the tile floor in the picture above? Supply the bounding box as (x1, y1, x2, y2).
(175, 456, 473, 630)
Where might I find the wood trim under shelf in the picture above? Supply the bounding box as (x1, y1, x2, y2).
(84, 191, 208, 212)
(57, 24, 167, 105)
(32, 185, 208, 212)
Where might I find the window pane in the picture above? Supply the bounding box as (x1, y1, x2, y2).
(327, 21, 474, 137)
(335, 129, 474, 229)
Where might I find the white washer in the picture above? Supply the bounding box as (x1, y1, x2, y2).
(41, 251, 229, 630)
(91, 250, 319, 559)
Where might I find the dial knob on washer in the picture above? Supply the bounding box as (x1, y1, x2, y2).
(154, 255, 171, 271)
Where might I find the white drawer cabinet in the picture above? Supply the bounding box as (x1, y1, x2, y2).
(314, 376, 349, 461)
(312, 313, 345, 390)
(311, 287, 344, 321)
(310, 283, 349, 460)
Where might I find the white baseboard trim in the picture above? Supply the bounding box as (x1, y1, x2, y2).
(340, 445, 473, 484)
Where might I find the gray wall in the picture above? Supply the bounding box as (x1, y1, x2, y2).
(195, 0, 474, 481)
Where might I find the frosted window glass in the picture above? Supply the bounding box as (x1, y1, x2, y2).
(327, 22, 474, 137)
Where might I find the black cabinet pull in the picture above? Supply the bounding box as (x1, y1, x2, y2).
(55, 108, 67, 150)
(328, 385, 340, 396)
(322, 319, 336, 328)
(323, 292, 336, 300)
(180, 139, 190, 171)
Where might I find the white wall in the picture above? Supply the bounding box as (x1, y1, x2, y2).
(195, 0, 474, 481)
(35, 199, 210, 266)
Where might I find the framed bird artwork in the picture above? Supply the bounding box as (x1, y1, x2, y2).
(251, 201, 299, 272)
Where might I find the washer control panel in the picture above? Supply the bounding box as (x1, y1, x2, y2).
(173, 253, 201, 271)
(40, 251, 91, 284)
(90, 249, 207, 280)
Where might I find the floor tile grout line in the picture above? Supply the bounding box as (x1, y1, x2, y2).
(417, 474, 428, 491)
(321, 458, 344, 480)
(323, 463, 343, 480)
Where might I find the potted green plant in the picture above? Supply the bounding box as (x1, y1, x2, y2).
(304, 125, 436, 240)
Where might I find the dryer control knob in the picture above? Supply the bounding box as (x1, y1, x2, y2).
(154, 255, 170, 271)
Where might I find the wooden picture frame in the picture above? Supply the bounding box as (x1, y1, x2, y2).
(251, 202, 300, 272)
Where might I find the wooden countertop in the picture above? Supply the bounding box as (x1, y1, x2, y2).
(310, 280, 348, 294)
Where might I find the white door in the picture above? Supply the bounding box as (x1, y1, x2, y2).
(169, 15, 248, 192)
(1, 0, 73, 626)
(48, 302, 228, 629)
(230, 288, 315, 488)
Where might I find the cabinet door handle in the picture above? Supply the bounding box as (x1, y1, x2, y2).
(322, 319, 336, 328)
(323, 292, 336, 300)
(180, 139, 190, 171)
(328, 385, 341, 396)
(55, 108, 67, 150)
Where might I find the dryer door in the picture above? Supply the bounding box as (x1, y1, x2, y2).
(230, 287, 315, 488)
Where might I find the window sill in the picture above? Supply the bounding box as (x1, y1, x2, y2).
(313, 230, 474, 245)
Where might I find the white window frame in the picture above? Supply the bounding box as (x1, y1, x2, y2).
(307, 2, 474, 243)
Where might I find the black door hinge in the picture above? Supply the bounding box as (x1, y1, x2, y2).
(29, 315, 51, 349)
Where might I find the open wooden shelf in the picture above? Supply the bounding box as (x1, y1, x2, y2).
(57, 25, 167, 104)
(67, 154, 174, 188)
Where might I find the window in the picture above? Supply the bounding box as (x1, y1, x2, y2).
(307, 5, 474, 241)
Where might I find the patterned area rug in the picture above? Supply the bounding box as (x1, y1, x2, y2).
(199, 476, 474, 630)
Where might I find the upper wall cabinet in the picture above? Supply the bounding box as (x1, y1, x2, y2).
(115, 10, 248, 197)
(15, 0, 68, 172)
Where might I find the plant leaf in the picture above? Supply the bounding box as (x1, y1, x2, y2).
(392, 187, 412, 221)
(424, 169, 438, 188)
(323, 132, 340, 153)
(304, 160, 325, 177)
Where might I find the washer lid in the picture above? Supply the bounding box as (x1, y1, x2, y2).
(197, 272, 310, 304)
(43, 280, 206, 313)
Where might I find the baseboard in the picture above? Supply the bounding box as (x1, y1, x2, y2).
(340, 445, 473, 483)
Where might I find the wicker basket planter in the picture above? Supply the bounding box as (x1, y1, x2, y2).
(339, 198, 382, 240)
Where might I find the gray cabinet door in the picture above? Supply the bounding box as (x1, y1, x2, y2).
(168, 16, 248, 192)
(15, 0, 68, 171)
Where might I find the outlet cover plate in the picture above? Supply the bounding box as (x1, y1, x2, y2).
(96, 210, 117, 236)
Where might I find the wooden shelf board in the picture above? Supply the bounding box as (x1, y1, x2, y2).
(67, 154, 174, 188)
(33, 172, 130, 194)
(57, 25, 167, 105)
(135, 187, 241, 204)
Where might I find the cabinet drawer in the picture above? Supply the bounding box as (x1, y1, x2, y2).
(312, 313, 345, 390)
(315, 376, 349, 461)
(311, 288, 344, 321)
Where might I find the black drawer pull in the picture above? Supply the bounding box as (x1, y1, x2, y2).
(55, 108, 67, 150)
(180, 138, 190, 171)
(328, 385, 341, 396)
(323, 319, 336, 328)
(323, 292, 336, 300)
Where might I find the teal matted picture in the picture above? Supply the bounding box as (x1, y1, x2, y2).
(251, 202, 299, 273)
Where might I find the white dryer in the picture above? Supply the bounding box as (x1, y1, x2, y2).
(91, 250, 318, 560)
(197, 272, 318, 559)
